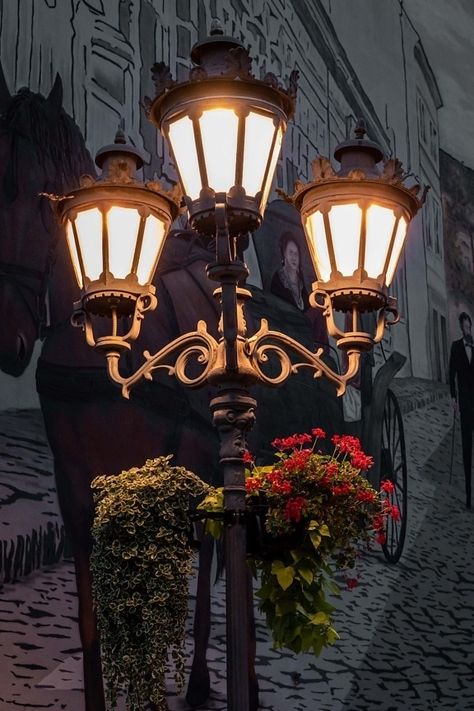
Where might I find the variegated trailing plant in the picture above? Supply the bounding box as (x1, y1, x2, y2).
(90, 457, 209, 711)
(199, 429, 398, 656)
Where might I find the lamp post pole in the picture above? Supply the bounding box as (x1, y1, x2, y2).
(207, 198, 256, 711)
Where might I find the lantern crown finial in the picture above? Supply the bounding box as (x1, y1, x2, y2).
(333, 118, 384, 177)
(210, 18, 224, 35)
(95, 129, 144, 176)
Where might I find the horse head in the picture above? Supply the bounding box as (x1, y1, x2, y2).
(0, 66, 94, 375)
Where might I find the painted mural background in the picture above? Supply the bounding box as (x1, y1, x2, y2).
(1, 2, 473, 710)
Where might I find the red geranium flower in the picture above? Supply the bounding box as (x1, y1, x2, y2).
(245, 477, 261, 493)
(312, 427, 326, 439)
(356, 489, 377, 503)
(380, 479, 395, 493)
(284, 496, 307, 522)
(243, 451, 254, 464)
(351, 452, 374, 470)
(376, 532, 387, 545)
(346, 577, 359, 590)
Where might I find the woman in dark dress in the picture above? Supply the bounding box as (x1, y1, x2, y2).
(270, 231, 328, 350)
(270, 231, 309, 310)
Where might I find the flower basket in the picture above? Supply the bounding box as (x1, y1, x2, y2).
(246, 497, 305, 560)
(199, 429, 399, 656)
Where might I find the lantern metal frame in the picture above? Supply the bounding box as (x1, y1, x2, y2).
(51, 131, 180, 351)
(145, 22, 296, 236)
(283, 120, 426, 352)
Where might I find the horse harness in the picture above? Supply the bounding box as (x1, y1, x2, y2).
(0, 229, 58, 338)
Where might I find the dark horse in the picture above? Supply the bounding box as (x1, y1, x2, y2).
(0, 71, 342, 710)
(0, 70, 260, 711)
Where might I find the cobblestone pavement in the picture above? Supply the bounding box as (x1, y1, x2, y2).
(1, 394, 473, 710)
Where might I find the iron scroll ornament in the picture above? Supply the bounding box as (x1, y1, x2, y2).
(245, 319, 361, 396)
(103, 320, 219, 399)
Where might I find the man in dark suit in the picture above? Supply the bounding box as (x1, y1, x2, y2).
(449, 312, 474, 509)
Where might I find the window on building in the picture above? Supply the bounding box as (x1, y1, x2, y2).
(433, 199, 441, 255)
(430, 121, 438, 160)
(432, 308, 442, 382)
(440, 315, 448, 383)
(418, 97, 426, 143)
(424, 193, 432, 248)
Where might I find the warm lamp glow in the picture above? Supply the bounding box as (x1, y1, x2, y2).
(242, 112, 276, 196)
(107, 207, 141, 279)
(328, 204, 362, 276)
(386, 217, 407, 285)
(305, 210, 331, 281)
(136, 215, 166, 285)
(260, 125, 283, 211)
(66, 220, 83, 287)
(65, 206, 169, 288)
(168, 116, 202, 200)
(364, 205, 396, 278)
(200, 109, 239, 193)
(75, 207, 103, 282)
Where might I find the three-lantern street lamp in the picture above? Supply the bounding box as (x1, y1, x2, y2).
(52, 21, 424, 711)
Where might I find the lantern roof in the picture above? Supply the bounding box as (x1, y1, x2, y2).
(333, 118, 384, 178)
(190, 19, 245, 69)
(95, 128, 144, 171)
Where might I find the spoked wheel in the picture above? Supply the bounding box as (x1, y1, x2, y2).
(379, 389, 408, 564)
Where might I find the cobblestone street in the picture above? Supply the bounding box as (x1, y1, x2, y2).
(1, 390, 473, 710)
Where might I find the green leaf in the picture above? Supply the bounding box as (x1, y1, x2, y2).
(204, 519, 223, 540)
(298, 567, 314, 585)
(325, 579, 341, 596)
(326, 626, 340, 644)
(320, 524, 330, 537)
(312, 636, 324, 656)
(310, 611, 329, 626)
(310, 532, 322, 549)
(271, 560, 285, 573)
(276, 565, 295, 591)
(307, 519, 319, 531)
(290, 549, 302, 563)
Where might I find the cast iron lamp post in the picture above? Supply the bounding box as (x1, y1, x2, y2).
(53, 22, 424, 711)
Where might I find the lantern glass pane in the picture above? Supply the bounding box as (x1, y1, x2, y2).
(385, 217, 407, 285)
(260, 125, 283, 213)
(136, 215, 166, 285)
(66, 220, 83, 287)
(242, 112, 276, 196)
(306, 210, 331, 281)
(168, 116, 202, 200)
(107, 207, 141, 279)
(75, 207, 103, 281)
(329, 203, 362, 276)
(364, 205, 396, 278)
(199, 108, 238, 193)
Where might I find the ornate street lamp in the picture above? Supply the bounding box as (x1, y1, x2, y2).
(287, 118, 426, 352)
(146, 22, 296, 236)
(53, 22, 424, 711)
(57, 128, 180, 350)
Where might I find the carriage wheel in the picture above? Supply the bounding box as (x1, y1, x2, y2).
(379, 389, 408, 564)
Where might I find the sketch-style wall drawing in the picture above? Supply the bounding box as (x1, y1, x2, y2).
(1, 2, 472, 710)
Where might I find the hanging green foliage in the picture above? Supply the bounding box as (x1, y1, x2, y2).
(90, 456, 209, 711)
